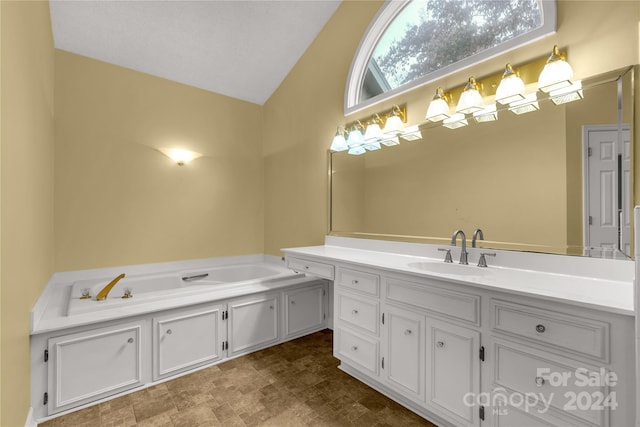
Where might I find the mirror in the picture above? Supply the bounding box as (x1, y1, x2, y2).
(330, 66, 634, 258)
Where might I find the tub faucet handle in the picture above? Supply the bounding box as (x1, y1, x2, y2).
(437, 248, 453, 263)
(477, 252, 496, 267)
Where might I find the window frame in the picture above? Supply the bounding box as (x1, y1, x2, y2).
(344, 0, 557, 115)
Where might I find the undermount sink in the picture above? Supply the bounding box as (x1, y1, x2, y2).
(407, 261, 491, 276)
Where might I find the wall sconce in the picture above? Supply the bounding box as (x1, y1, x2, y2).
(455, 77, 484, 114)
(425, 87, 451, 122)
(330, 127, 348, 152)
(538, 45, 574, 93)
(495, 63, 525, 104)
(158, 148, 203, 166)
(382, 105, 406, 135)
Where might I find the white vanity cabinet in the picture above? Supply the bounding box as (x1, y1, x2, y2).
(153, 304, 226, 381)
(284, 283, 327, 339)
(46, 320, 148, 415)
(228, 293, 280, 356)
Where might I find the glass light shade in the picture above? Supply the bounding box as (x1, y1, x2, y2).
(348, 146, 366, 155)
(383, 115, 404, 135)
(495, 64, 525, 104)
(401, 125, 422, 141)
(364, 141, 382, 151)
(381, 136, 400, 146)
(158, 148, 203, 165)
(538, 45, 573, 93)
(443, 113, 468, 129)
(508, 92, 539, 115)
(364, 123, 384, 142)
(549, 80, 583, 105)
(330, 129, 348, 151)
(472, 103, 498, 123)
(347, 127, 364, 147)
(425, 88, 451, 122)
(455, 78, 484, 114)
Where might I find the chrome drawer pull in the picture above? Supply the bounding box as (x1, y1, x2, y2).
(352, 309, 358, 315)
(405, 329, 412, 335)
(351, 346, 358, 351)
(436, 341, 445, 348)
(536, 324, 546, 333)
(535, 376, 545, 386)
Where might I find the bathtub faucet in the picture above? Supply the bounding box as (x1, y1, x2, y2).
(96, 273, 126, 301)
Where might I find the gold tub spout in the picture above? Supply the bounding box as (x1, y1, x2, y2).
(96, 273, 126, 301)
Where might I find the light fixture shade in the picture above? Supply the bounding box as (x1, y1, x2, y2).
(455, 77, 484, 114)
(549, 80, 583, 105)
(538, 45, 573, 93)
(158, 148, 203, 165)
(364, 123, 383, 142)
(347, 126, 364, 148)
(401, 125, 422, 141)
(495, 64, 525, 104)
(425, 87, 451, 122)
(330, 128, 348, 152)
(443, 113, 468, 129)
(348, 146, 366, 155)
(383, 115, 404, 135)
(508, 92, 539, 115)
(472, 103, 498, 123)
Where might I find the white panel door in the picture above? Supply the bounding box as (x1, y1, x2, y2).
(284, 283, 326, 338)
(153, 304, 225, 380)
(382, 305, 425, 402)
(48, 321, 145, 414)
(426, 318, 480, 427)
(229, 293, 279, 356)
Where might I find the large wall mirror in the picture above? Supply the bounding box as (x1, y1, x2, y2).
(330, 66, 635, 259)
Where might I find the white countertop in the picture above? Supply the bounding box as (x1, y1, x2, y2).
(283, 237, 635, 316)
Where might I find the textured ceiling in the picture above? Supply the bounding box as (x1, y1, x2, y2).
(49, 0, 342, 105)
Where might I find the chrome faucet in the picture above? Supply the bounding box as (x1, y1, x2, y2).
(472, 228, 484, 248)
(450, 229, 468, 265)
(96, 273, 126, 301)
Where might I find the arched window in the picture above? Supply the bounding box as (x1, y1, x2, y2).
(345, 0, 556, 115)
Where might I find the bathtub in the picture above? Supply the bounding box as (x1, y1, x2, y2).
(66, 262, 303, 316)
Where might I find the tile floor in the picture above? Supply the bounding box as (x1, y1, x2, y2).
(39, 329, 435, 427)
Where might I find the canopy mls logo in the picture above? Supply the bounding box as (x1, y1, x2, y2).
(463, 367, 619, 416)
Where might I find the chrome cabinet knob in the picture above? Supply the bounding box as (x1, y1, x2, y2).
(352, 280, 359, 285)
(405, 329, 412, 335)
(535, 376, 545, 386)
(166, 329, 172, 335)
(436, 341, 445, 348)
(128, 338, 134, 344)
(351, 346, 358, 351)
(352, 309, 358, 315)
(536, 324, 546, 333)
(291, 300, 295, 305)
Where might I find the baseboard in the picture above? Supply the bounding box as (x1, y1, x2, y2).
(25, 407, 37, 427)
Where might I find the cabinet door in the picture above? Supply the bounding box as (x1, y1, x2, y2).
(153, 304, 225, 381)
(48, 321, 145, 414)
(285, 283, 326, 338)
(426, 318, 480, 427)
(383, 305, 425, 402)
(229, 293, 279, 356)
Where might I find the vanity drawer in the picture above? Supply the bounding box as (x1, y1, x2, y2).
(335, 327, 379, 376)
(493, 339, 607, 427)
(336, 267, 379, 296)
(385, 277, 479, 325)
(492, 300, 609, 362)
(337, 293, 379, 336)
(286, 256, 334, 280)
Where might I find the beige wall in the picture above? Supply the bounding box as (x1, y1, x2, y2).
(263, 0, 640, 256)
(54, 51, 265, 271)
(0, 1, 55, 425)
